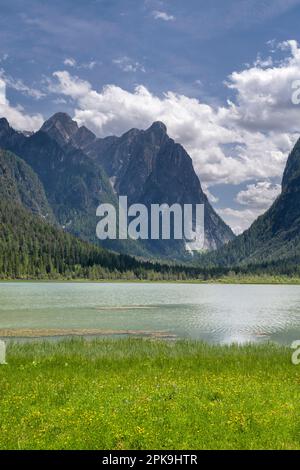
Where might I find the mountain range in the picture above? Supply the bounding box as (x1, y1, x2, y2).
(0, 113, 234, 260)
(0, 147, 211, 281)
(1, 111, 300, 272)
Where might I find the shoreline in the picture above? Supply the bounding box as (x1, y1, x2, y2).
(0, 328, 177, 339)
(1, 277, 300, 285)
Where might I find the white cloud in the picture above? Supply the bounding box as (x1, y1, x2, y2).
(64, 57, 77, 67)
(3, 37, 300, 232)
(216, 207, 263, 235)
(253, 54, 273, 68)
(49, 40, 300, 230)
(51, 42, 300, 187)
(225, 39, 300, 134)
(0, 77, 43, 131)
(113, 56, 145, 73)
(0, 70, 45, 100)
(219, 181, 282, 233)
(152, 10, 175, 21)
(64, 57, 98, 70)
(236, 182, 281, 208)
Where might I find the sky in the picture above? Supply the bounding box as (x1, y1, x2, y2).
(1, 0, 300, 233)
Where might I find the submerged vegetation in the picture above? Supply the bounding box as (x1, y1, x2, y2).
(0, 339, 299, 450)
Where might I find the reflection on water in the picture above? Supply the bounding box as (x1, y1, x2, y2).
(0, 282, 300, 345)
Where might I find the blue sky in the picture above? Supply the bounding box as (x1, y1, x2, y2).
(1, 0, 300, 232)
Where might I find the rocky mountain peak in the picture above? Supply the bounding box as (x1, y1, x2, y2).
(40, 112, 79, 146)
(0, 113, 235, 258)
(0, 117, 10, 129)
(42, 112, 76, 127)
(0, 117, 19, 144)
(0, 118, 11, 137)
(147, 121, 167, 135)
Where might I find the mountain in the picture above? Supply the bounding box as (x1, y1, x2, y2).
(40, 114, 234, 254)
(40, 112, 98, 149)
(0, 148, 55, 223)
(74, 118, 235, 255)
(0, 197, 215, 281)
(0, 113, 235, 260)
(200, 137, 300, 267)
(0, 115, 117, 241)
(0, 146, 204, 280)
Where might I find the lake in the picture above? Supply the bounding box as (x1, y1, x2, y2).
(0, 282, 300, 345)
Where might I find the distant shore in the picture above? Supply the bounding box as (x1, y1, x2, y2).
(1, 275, 300, 285)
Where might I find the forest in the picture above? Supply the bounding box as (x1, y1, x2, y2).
(1, 198, 300, 282)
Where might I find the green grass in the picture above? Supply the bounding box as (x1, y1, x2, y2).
(2, 274, 300, 284)
(0, 338, 299, 450)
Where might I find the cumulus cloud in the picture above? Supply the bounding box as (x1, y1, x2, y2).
(152, 11, 175, 21)
(3, 37, 300, 232)
(218, 182, 281, 233)
(225, 40, 300, 134)
(0, 77, 43, 131)
(253, 54, 273, 68)
(216, 207, 263, 234)
(51, 38, 300, 187)
(236, 181, 281, 208)
(48, 40, 300, 231)
(113, 56, 145, 73)
(51, 70, 237, 153)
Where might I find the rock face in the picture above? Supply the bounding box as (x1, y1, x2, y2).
(0, 113, 235, 260)
(201, 137, 300, 267)
(40, 112, 97, 149)
(82, 120, 235, 254)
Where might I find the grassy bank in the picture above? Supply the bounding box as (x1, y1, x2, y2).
(0, 339, 299, 450)
(2, 274, 300, 284)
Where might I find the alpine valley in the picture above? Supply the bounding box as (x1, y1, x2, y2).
(1, 111, 300, 278)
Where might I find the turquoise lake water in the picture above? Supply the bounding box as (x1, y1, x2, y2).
(1, 282, 300, 345)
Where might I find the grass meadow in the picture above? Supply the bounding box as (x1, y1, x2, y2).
(0, 338, 299, 450)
